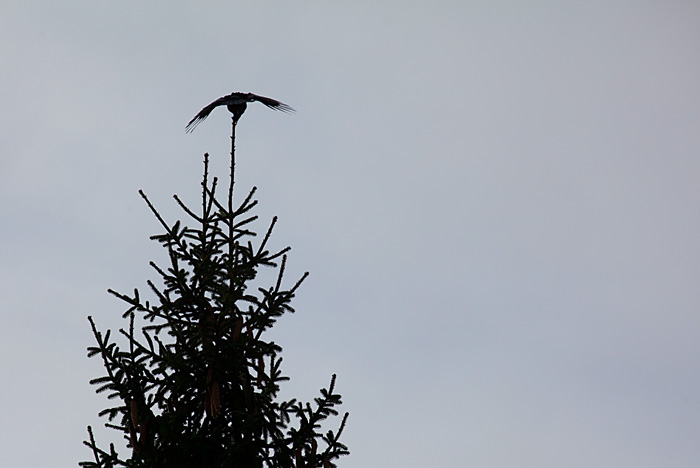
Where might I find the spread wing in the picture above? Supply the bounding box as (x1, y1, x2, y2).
(249, 94, 296, 114)
(185, 97, 228, 133)
(186, 92, 295, 133)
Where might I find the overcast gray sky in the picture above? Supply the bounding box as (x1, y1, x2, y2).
(2, 1, 700, 466)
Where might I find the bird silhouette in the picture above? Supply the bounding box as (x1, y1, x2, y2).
(185, 92, 295, 133)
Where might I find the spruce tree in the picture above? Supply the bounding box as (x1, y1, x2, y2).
(81, 112, 349, 468)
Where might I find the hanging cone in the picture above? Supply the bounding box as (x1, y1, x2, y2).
(295, 447, 303, 468)
(205, 367, 222, 419)
(129, 399, 139, 430)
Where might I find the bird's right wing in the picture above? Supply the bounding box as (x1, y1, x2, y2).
(185, 98, 226, 133)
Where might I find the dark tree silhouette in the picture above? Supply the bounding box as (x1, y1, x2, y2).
(81, 95, 348, 468)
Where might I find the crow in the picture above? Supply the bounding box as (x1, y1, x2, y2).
(185, 92, 295, 133)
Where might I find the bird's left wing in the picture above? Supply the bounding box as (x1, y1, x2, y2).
(250, 94, 296, 114)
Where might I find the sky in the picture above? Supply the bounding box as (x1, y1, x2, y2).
(1, 1, 700, 466)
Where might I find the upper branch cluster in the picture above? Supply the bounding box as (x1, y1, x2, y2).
(82, 155, 348, 468)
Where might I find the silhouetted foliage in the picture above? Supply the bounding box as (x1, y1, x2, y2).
(81, 117, 349, 468)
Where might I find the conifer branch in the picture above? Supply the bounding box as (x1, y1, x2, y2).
(84, 134, 349, 467)
(172, 194, 203, 224)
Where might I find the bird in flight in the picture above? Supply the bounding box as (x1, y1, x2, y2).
(185, 92, 295, 133)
